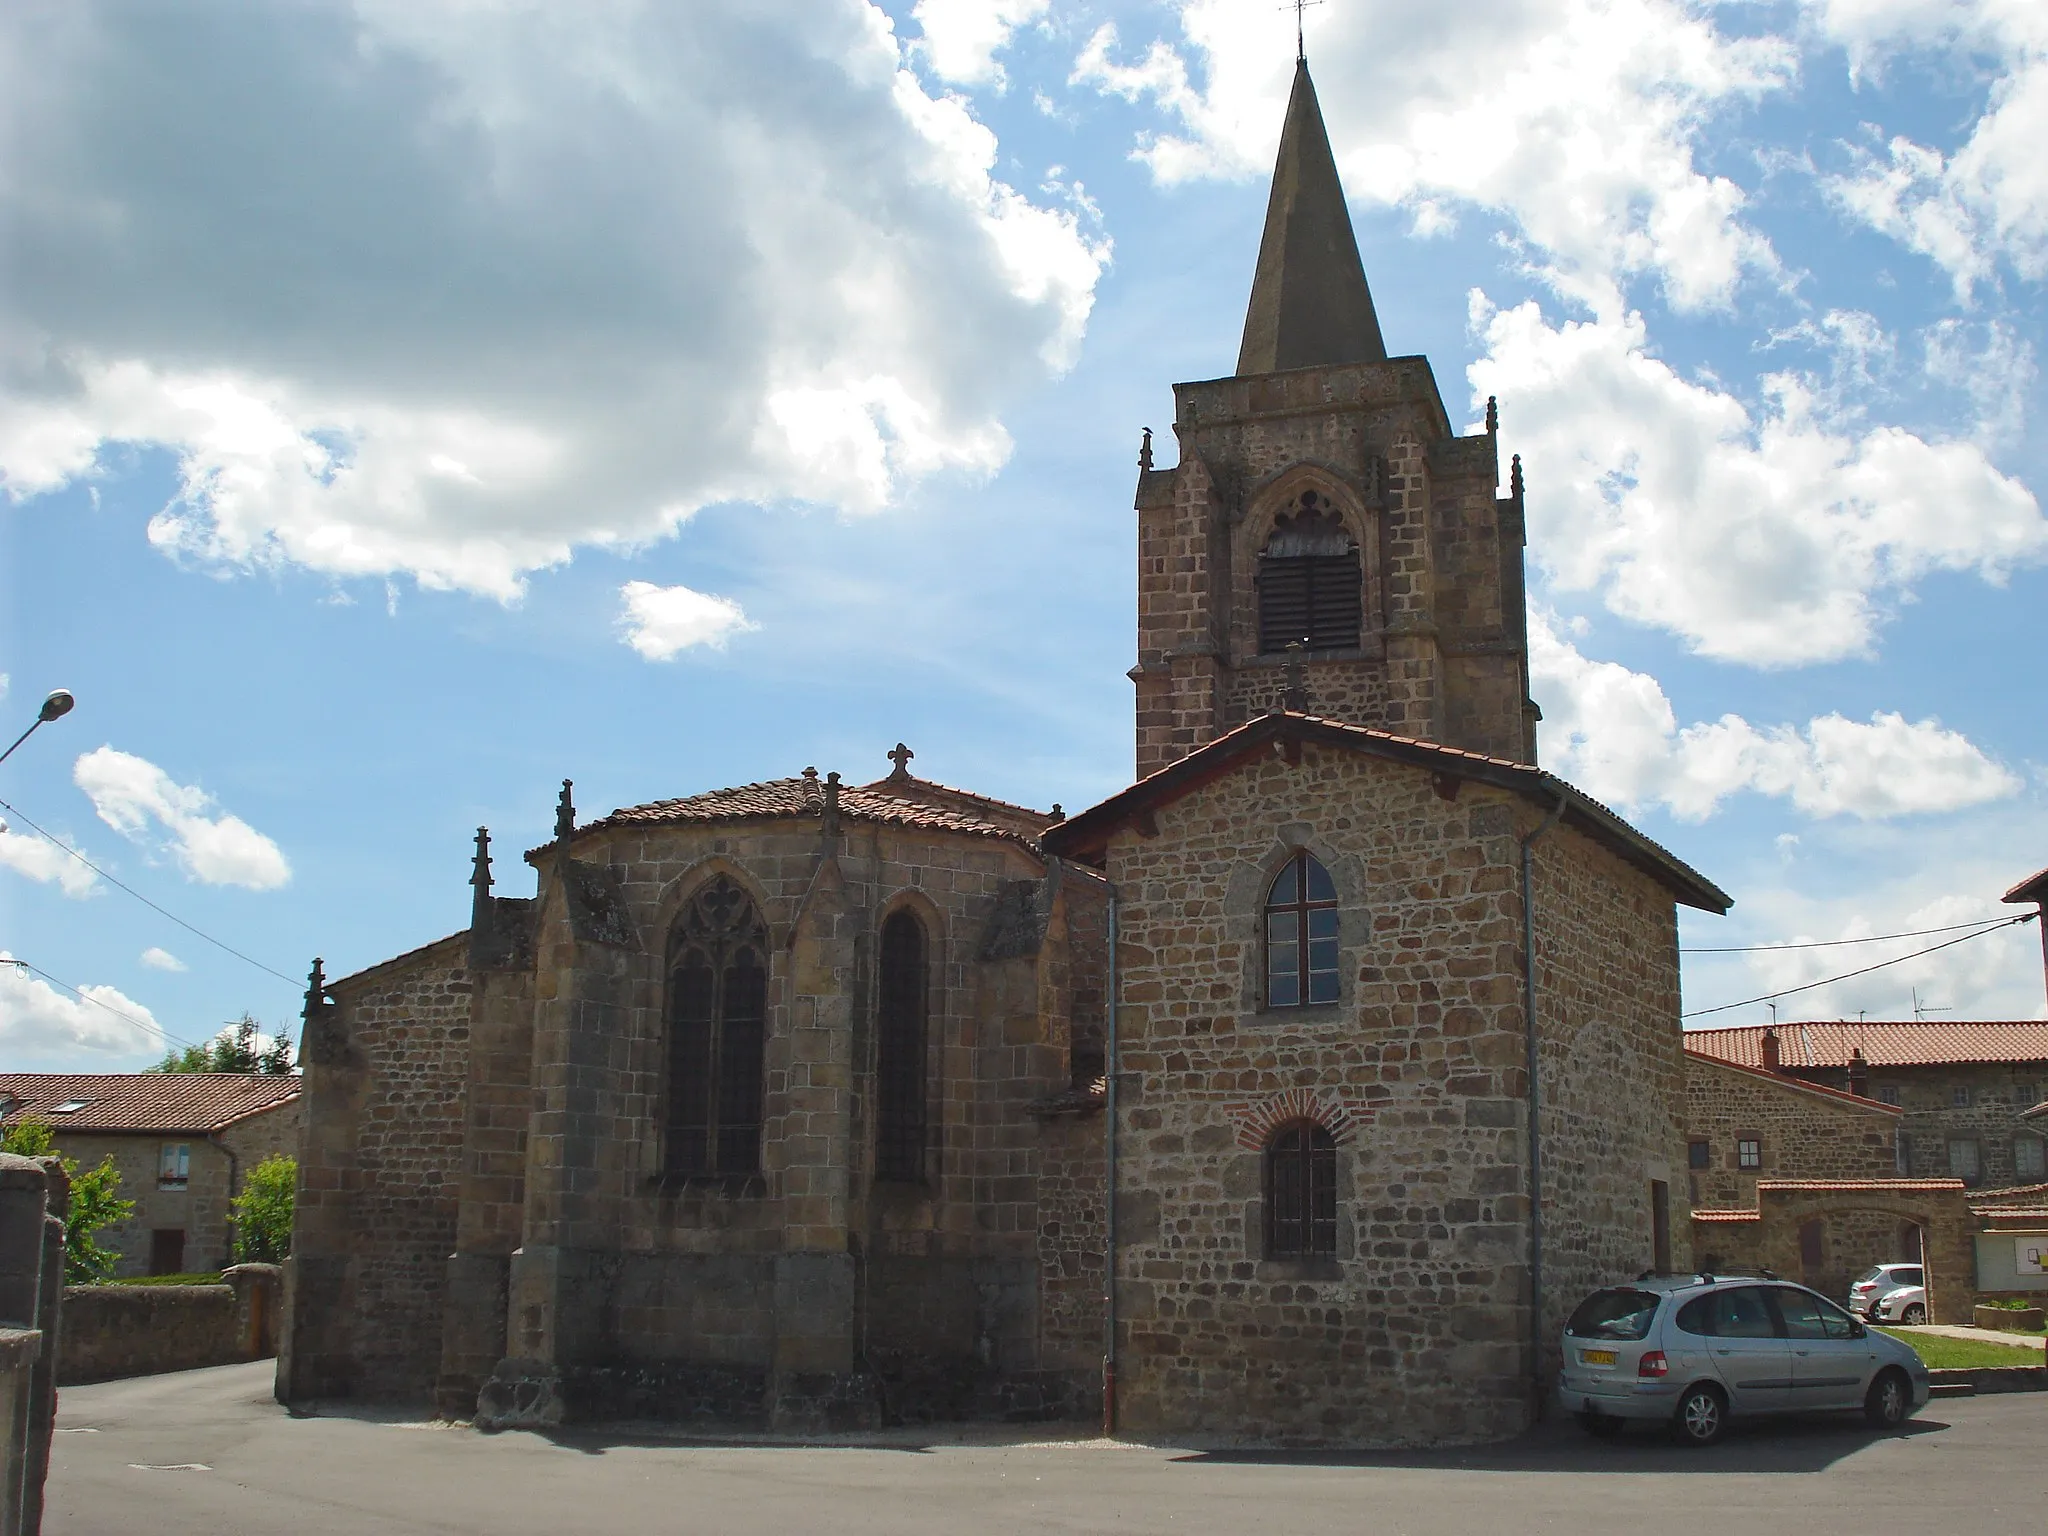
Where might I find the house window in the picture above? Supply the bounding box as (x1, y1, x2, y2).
(875, 908, 929, 1184)
(1264, 850, 1340, 1008)
(1877, 1085, 1901, 1106)
(1687, 1139, 1711, 1170)
(1266, 1121, 1338, 1258)
(1947, 1137, 1981, 1183)
(663, 875, 769, 1177)
(1256, 492, 1362, 654)
(1954, 1086, 1973, 1107)
(157, 1142, 190, 1190)
(1737, 1137, 1762, 1170)
(2016, 1137, 2046, 1181)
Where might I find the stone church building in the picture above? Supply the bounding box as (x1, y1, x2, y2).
(280, 60, 1729, 1447)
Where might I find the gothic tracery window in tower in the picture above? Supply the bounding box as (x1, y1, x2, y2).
(1257, 490, 1362, 654)
(665, 875, 769, 1177)
(876, 908, 929, 1183)
(1264, 849, 1340, 1008)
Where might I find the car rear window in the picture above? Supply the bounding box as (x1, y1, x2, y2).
(1566, 1289, 1660, 1340)
(1898, 1268, 1923, 1287)
(1856, 1266, 1887, 1284)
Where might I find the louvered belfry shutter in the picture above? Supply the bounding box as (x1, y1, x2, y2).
(1259, 549, 1361, 652)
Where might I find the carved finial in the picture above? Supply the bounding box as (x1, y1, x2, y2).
(1284, 639, 1308, 711)
(1485, 395, 1498, 434)
(887, 743, 914, 780)
(1510, 453, 1524, 500)
(1048, 804, 1064, 824)
(470, 825, 493, 924)
(823, 771, 842, 838)
(554, 779, 575, 845)
(1138, 427, 1154, 472)
(303, 957, 327, 1021)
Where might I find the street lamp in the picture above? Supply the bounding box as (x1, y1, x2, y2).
(0, 689, 76, 767)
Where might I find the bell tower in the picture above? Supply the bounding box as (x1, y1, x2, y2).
(1129, 60, 1537, 781)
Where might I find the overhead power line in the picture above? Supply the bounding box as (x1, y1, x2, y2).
(1, 956, 202, 1053)
(0, 793, 300, 987)
(1681, 914, 2035, 1021)
(1683, 916, 2020, 954)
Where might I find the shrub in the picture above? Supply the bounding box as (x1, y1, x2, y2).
(231, 1154, 296, 1264)
(2, 1114, 137, 1284)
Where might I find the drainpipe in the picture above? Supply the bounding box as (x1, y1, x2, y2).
(1520, 791, 1567, 1420)
(208, 1132, 240, 1269)
(1102, 884, 1120, 1438)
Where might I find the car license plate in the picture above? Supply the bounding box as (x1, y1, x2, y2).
(1581, 1349, 1616, 1366)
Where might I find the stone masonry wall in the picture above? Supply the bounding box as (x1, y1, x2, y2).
(1683, 1056, 1899, 1210)
(1783, 1062, 2048, 1190)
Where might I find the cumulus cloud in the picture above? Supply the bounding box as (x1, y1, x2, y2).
(1071, 0, 1793, 314)
(0, 955, 166, 1061)
(1815, 0, 2048, 295)
(1534, 615, 2022, 820)
(1471, 296, 2047, 665)
(913, 0, 1049, 87)
(617, 581, 757, 660)
(139, 947, 186, 972)
(0, 2, 1109, 599)
(0, 817, 98, 897)
(72, 747, 291, 890)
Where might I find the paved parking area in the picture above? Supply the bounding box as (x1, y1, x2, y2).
(43, 1361, 2048, 1535)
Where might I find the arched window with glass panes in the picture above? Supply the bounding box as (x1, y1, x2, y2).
(1256, 491, 1362, 654)
(1266, 1121, 1338, 1257)
(1264, 849, 1339, 1008)
(664, 875, 768, 1177)
(875, 908, 929, 1183)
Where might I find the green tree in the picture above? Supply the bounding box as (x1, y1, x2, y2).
(1, 1114, 137, 1284)
(230, 1154, 296, 1264)
(152, 1013, 294, 1075)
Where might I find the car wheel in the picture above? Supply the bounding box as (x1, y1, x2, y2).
(1577, 1411, 1626, 1439)
(1864, 1368, 1910, 1430)
(1671, 1383, 1727, 1447)
(1902, 1303, 1927, 1325)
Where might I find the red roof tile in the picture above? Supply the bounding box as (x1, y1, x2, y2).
(1691, 1210, 1762, 1223)
(0, 1073, 300, 1135)
(1754, 1179, 1965, 1192)
(1685, 1021, 2048, 1070)
(1687, 1053, 1901, 1114)
(2006, 865, 2048, 905)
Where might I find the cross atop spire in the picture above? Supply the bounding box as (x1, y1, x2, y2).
(1282, 0, 1324, 64)
(1235, 59, 1386, 377)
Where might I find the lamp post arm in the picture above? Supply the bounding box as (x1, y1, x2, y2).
(0, 719, 42, 768)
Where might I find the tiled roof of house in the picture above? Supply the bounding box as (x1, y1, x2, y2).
(1686, 1053, 1901, 1114)
(1041, 710, 1730, 913)
(1690, 1210, 1762, 1224)
(1754, 1179, 1966, 1193)
(2004, 864, 2048, 906)
(1685, 1021, 2048, 1071)
(0, 1073, 300, 1135)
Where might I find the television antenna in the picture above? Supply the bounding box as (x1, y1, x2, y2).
(1911, 987, 1950, 1023)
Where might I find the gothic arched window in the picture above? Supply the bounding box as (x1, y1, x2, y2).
(1257, 490, 1362, 654)
(665, 875, 768, 1177)
(1264, 850, 1339, 1008)
(1267, 1121, 1338, 1257)
(876, 908, 929, 1183)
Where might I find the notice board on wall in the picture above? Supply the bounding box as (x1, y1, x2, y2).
(2016, 1236, 2048, 1274)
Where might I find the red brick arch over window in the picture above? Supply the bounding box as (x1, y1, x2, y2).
(1231, 1087, 1371, 1150)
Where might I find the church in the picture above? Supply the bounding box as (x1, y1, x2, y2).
(279, 59, 1729, 1447)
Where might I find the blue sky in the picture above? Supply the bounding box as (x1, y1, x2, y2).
(3, 0, 2045, 1070)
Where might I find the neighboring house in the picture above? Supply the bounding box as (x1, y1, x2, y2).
(1683, 1023, 2048, 1190)
(0, 1074, 301, 1275)
(1683, 1052, 1902, 1209)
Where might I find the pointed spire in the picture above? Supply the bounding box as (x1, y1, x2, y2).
(469, 827, 495, 958)
(1236, 60, 1387, 378)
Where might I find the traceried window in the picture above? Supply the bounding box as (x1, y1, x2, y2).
(1256, 491, 1362, 654)
(876, 909, 929, 1183)
(664, 875, 768, 1177)
(1264, 850, 1339, 1008)
(1266, 1121, 1338, 1258)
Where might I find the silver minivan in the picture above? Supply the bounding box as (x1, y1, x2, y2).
(1556, 1274, 1932, 1445)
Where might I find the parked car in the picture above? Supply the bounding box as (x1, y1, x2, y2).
(1849, 1263, 1927, 1324)
(1557, 1274, 1931, 1446)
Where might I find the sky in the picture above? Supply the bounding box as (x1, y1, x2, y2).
(2, 0, 2045, 1071)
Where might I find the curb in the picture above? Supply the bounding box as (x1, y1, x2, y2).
(1927, 1366, 2048, 1398)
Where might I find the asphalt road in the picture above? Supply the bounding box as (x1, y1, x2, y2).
(42, 1361, 2048, 1535)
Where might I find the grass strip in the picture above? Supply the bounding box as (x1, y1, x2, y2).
(1876, 1329, 2047, 1370)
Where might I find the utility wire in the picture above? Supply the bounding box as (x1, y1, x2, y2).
(1681, 914, 2034, 1020)
(1, 956, 202, 1053)
(1683, 916, 2018, 954)
(0, 794, 300, 987)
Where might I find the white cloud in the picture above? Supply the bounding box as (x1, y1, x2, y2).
(72, 747, 291, 889)
(1924, 316, 2037, 444)
(1071, 0, 1794, 314)
(912, 0, 1049, 88)
(0, 2, 1108, 599)
(0, 955, 166, 1061)
(139, 947, 186, 972)
(1471, 295, 2047, 665)
(0, 817, 98, 897)
(617, 581, 757, 660)
(1815, 0, 2048, 294)
(1534, 614, 2022, 820)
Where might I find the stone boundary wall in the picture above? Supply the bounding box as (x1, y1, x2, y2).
(58, 1265, 280, 1386)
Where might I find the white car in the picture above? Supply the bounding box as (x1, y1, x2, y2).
(1849, 1263, 1927, 1324)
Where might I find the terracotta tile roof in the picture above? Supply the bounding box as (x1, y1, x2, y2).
(857, 774, 1057, 838)
(0, 1073, 300, 1135)
(1754, 1179, 1966, 1192)
(1686, 1053, 1901, 1114)
(1685, 1021, 2048, 1071)
(1041, 710, 1730, 913)
(2004, 864, 2048, 906)
(1691, 1210, 1762, 1223)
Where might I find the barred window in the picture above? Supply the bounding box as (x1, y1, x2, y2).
(1265, 850, 1339, 1008)
(1256, 492, 1361, 654)
(665, 875, 768, 1177)
(1267, 1121, 1338, 1257)
(876, 908, 929, 1183)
